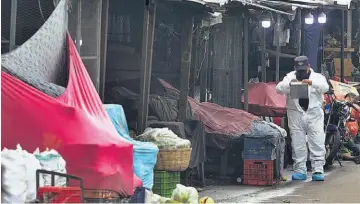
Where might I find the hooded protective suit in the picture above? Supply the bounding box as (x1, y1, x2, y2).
(276, 69, 329, 174)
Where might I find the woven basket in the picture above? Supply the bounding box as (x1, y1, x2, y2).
(155, 148, 192, 171)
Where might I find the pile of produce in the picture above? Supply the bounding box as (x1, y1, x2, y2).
(136, 128, 191, 149)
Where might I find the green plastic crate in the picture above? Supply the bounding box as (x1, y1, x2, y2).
(153, 171, 180, 198)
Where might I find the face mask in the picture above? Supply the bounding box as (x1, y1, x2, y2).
(296, 70, 310, 81)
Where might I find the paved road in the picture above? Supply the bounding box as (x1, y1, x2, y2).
(199, 162, 360, 203)
(267, 162, 360, 203)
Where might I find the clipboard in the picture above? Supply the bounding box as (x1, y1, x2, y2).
(290, 82, 309, 99)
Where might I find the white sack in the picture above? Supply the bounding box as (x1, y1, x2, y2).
(34, 148, 67, 187)
(1, 145, 27, 203)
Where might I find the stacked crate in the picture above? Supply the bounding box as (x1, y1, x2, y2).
(152, 171, 180, 198)
(242, 136, 280, 186)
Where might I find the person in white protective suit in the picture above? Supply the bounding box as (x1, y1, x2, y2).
(276, 56, 329, 181)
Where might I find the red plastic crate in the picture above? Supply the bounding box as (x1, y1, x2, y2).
(37, 186, 82, 203)
(243, 160, 276, 186)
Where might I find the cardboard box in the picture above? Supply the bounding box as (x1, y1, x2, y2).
(334, 58, 352, 77)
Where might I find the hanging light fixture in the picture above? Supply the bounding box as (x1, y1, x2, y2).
(318, 12, 327, 24)
(261, 17, 271, 28)
(305, 12, 314, 25)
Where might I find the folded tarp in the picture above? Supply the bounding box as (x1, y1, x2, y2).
(241, 82, 286, 117)
(105, 104, 159, 190)
(1, 0, 141, 195)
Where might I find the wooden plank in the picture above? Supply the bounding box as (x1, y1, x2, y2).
(178, 16, 194, 122)
(334, 58, 352, 77)
(324, 47, 355, 52)
(81, 56, 98, 60)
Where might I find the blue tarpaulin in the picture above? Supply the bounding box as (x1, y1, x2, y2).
(104, 104, 159, 189)
(304, 23, 322, 72)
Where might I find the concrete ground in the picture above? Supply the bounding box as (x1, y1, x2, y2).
(199, 161, 360, 203)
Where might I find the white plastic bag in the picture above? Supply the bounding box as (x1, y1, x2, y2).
(171, 184, 199, 204)
(34, 148, 67, 187)
(1, 145, 27, 203)
(145, 190, 170, 204)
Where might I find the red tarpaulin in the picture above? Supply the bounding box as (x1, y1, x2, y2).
(242, 82, 286, 117)
(159, 79, 260, 136)
(1, 35, 141, 195)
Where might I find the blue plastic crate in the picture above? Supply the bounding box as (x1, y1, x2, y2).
(243, 137, 276, 160)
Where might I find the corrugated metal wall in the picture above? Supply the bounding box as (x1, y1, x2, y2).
(209, 16, 243, 108)
(105, 1, 187, 89)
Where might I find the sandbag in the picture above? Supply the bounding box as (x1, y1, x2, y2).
(1, 145, 27, 203)
(34, 148, 67, 187)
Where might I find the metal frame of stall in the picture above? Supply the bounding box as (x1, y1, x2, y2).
(137, 0, 213, 134)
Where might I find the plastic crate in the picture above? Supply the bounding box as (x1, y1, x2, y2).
(243, 160, 276, 186)
(37, 186, 82, 203)
(153, 171, 180, 198)
(243, 137, 276, 160)
(83, 189, 123, 203)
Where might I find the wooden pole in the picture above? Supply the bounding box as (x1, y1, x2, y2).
(137, 1, 156, 133)
(200, 31, 209, 102)
(236, 15, 243, 109)
(347, 10, 352, 59)
(9, 0, 17, 51)
(76, 0, 82, 52)
(261, 28, 266, 82)
(178, 16, 194, 122)
(297, 8, 302, 56)
(341, 10, 345, 82)
(276, 45, 280, 81)
(99, 0, 109, 101)
(243, 14, 249, 111)
(275, 14, 280, 82)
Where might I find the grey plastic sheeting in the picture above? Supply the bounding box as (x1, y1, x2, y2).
(1, 0, 67, 98)
(244, 120, 287, 178)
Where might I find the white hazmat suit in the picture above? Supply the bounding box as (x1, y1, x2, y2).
(276, 69, 329, 174)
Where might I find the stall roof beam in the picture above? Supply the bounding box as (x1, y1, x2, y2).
(234, 0, 295, 15)
(262, 0, 353, 9)
(256, 0, 318, 9)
